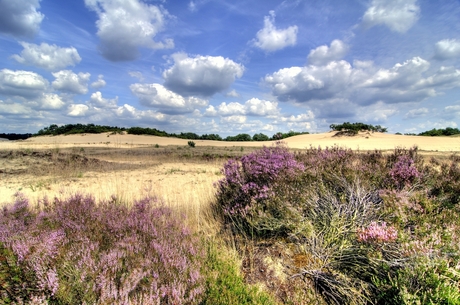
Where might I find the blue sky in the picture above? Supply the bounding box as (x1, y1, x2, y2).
(0, 0, 459, 135)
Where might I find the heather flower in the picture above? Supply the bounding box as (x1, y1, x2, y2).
(0, 193, 206, 304)
(357, 221, 398, 244)
(389, 155, 420, 189)
(215, 142, 306, 235)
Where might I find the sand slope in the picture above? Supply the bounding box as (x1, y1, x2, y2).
(1, 131, 459, 152)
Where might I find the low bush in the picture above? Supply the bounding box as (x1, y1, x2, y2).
(215, 144, 460, 304)
(215, 142, 306, 236)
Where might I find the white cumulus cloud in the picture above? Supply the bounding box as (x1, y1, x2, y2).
(89, 91, 118, 108)
(405, 107, 428, 118)
(11, 42, 81, 71)
(130, 83, 208, 114)
(265, 47, 460, 122)
(0, 69, 48, 98)
(308, 40, 349, 66)
(39, 93, 65, 110)
(252, 11, 298, 52)
(265, 60, 353, 102)
(208, 98, 279, 117)
(91, 75, 106, 89)
(0, 0, 44, 37)
(52, 70, 91, 94)
(362, 0, 420, 33)
(221, 115, 247, 124)
(281, 111, 315, 122)
(68, 104, 89, 116)
(434, 39, 460, 60)
(0, 100, 31, 115)
(84, 0, 173, 61)
(163, 53, 244, 97)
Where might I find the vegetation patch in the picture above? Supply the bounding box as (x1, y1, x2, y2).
(215, 144, 460, 304)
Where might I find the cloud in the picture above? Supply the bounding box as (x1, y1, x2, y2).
(356, 102, 398, 123)
(130, 83, 208, 114)
(90, 75, 106, 89)
(280, 111, 315, 122)
(444, 104, 460, 113)
(128, 71, 145, 82)
(205, 98, 279, 117)
(68, 104, 89, 117)
(84, 0, 173, 61)
(114, 103, 168, 122)
(361, 0, 420, 33)
(39, 93, 65, 110)
(245, 98, 279, 116)
(361, 56, 429, 89)
(443, 104, 460, 119)
(0, 69, 48, 98)
(215, 102, 245, 116)
(163, 53, 244, 97)
(11, 42, 81, 71)
(264, 60, 353, 102)
(221, 115, 247, 124)
(88, 91, 118, 108)
(52, 70, 91, 94)
(225, 89, 239, 97)
(307, 40, 349, 66)
(265, 52, 460, 109)
(0, 0, 44, 38)
(188, 1, 197, 12)
(0, 69, 67, 111)
(0, 99, 31, 115)
(434, 39, 460, 60)
(252, 11, 298, 52)
(405, 107, 428, 119)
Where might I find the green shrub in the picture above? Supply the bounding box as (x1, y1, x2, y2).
(188, 140, 196, 148)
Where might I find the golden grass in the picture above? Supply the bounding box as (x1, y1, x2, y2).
(0, 145, 227, 234)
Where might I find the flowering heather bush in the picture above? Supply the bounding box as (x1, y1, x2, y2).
(214, 145, 460, 305)
(0, 193, 205, 304)
(215, 142, 305, 235)
(388, 155, 420, 189)
(357, 221, 398, 244)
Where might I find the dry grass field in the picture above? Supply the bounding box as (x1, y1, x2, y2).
(1, 131, 458, 228)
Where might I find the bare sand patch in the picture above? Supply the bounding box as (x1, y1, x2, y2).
(2, 131, 458, 152)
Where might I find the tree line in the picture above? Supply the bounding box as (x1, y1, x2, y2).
(2, 123, 458, 141)
(31, 124, 309, 142)
(418, 127, 460, 136)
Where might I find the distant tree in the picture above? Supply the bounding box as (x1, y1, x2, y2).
(200, 133, 222, 141)
(35, 124, 125, 136)
(225, 133, 252, 141)
(178, 132, 200, 140)
(252, 133, 270, 141)
(330, 122, 387, 134)
(271, 130, 310, 140)
(0, 133, 33, 140)
(418, 127, 460, 136)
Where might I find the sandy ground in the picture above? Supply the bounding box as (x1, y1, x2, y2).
(1, 131, 459, 151)
(1, 131, 458, 217)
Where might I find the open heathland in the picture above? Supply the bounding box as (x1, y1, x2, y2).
(1, 132, 460, 304)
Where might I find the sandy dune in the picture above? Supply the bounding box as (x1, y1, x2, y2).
(1, 131, 459, 152)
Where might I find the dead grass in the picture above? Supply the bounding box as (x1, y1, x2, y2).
(0, 145, 246, 234)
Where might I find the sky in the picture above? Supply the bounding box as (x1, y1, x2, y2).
(0, 0, 459, 136)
